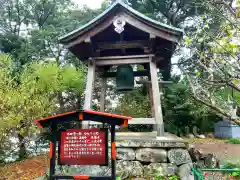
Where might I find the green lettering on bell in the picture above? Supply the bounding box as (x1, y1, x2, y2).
(116, 65, 134, 92)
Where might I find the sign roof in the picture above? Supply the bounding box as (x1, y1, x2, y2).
(35, 109, 132, 128)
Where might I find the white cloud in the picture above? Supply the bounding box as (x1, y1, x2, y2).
(73, 0, 104, 9)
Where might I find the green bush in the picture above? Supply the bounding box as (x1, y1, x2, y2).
(225, 138, 240, 144)
(222, 162, 240, 177)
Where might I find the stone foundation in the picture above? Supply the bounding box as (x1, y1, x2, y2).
(44, 133, 219, 180)
(114, 138, 193, 180)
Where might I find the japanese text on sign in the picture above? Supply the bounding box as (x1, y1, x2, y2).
(59, 128, 108, 165)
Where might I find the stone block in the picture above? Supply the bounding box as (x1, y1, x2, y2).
(116, 160, 144, 179)
(117, 148, 135, 160)
(143, 163, 178, 177)
(135, 148, 167, 163)
(186, 134, 195, 138)
(178, 163, 194, 180)
(115, 140, 187, 148)
(188, 146, 201, 162)
(203, 153, 219, 168)
(168, 148, 192, 165)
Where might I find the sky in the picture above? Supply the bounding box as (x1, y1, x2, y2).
(74, 0, 104, 9)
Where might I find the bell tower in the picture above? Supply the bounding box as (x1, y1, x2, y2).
(59, 0, 183, 137)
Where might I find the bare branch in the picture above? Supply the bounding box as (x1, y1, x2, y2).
(213, 0, 236, 17)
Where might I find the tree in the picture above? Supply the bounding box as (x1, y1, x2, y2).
(0, 53, 85, 160)
(163, 77, 220, 135)
(180, 0, 240, 124)
(110, 0, 209, 27)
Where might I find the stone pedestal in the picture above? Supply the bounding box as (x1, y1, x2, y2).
(49, 132, 218, 180)
(113, 132, 193, 179)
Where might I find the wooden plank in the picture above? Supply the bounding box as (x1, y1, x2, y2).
(96, 40, 149, 50)
(83, 59, 96, 129)
(149, 56, 164, 136)
(94, 54, 154, 60)
(89, 118, 155, 125)
(102, 70, 149, 78)
(84, 37, 91, 43)
(95, 58, 150, 66)
(136, 80, 173, 85)
(65, 15, 114, 48)
(129, 118, 155, 124)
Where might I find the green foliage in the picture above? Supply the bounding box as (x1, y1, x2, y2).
(116, 175, 179, 180)
(114, 76, 218, 134)
(180, 0, 240, 124)
(0, 53, 85, 160)
(222, 162, 240, 177)
(125, 0, 208, 26)
(114, 88, 151, 118)
(163, 77, 219, 135)
(225, 138, 240, 144)
(155, 175, 179, 180)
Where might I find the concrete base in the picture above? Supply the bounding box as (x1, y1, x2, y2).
(116, 131, 185, 140)
(113, 132, 189, 149)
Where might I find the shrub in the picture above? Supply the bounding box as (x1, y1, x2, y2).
(225, 138, 240, 144)
(222, 162, 240, 177)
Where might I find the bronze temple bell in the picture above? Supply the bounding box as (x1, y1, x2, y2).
(116, 64, 134, 92)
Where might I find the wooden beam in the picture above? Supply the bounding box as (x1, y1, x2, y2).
(89, 118, 155, 125)
(101, 70, 149, 78)
(94, 54, 154, 60)
(129, 118, 155, 124)
(65, 15, 114, 48)
(136, 80, 173, 85)
(150, 34, 156, 39)
(84, 37, 91, 43)
(96, 40, 149, 50)
(120, 13, 179, 43)
(95, 57, 150, 66)
(83, 59, 96, 129)
(149, 56, 164, 136)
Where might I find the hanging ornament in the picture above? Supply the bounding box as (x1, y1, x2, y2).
(113, 17, 126, 34)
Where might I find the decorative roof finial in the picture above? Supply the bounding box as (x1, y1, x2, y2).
(113, 17, 126, 34)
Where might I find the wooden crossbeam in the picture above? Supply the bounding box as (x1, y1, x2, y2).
(136, 80, 173, 85)
(101, 70, 149, 78)
(96, 40, 149, 50)
(89, 118, 155, 125)
(95, 55, 153, 66)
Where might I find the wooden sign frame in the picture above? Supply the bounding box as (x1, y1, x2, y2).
(58, 128, 108, 166)
(35, 110, 131, 180)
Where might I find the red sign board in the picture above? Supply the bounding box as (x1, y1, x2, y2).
(59, 128, 108, 165)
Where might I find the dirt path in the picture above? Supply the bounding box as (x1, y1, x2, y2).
(0, 155, 48, 180)
(192, 141, 240, 164)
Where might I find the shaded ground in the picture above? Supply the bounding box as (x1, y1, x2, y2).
(186, 138, 240, 164)
(0, 155, 48, 180)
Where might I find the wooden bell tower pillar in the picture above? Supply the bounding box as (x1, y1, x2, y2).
(59, 0, 183, 136)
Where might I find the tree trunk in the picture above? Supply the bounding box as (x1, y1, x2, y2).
(57, 92, 65, 113)
(18, 133, 27, 159)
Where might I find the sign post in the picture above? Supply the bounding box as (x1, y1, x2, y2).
(35, 110, 131, 180)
